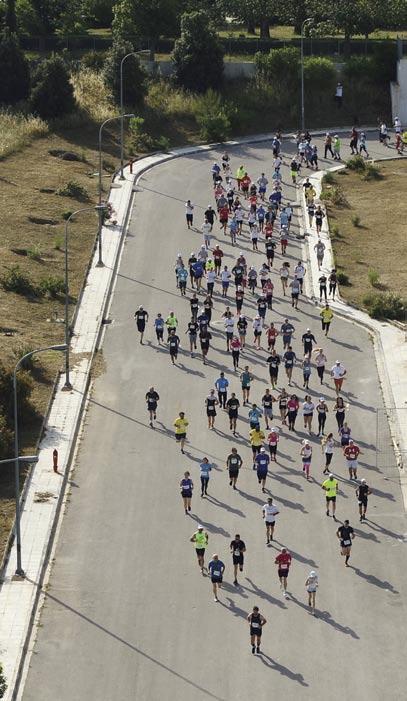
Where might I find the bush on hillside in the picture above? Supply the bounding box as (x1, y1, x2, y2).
(103, 40, 147, 107)
(255, 47, 300, 92)
(81, 50, 107, 71)
(346, 155, 366, 172)
(1, 265, 38, 296)
(172, 10, 224, 93)
(31, 55, 76, 120)
(363, 293, 405, 320)
(194, 90, 232, 142)
(303, 56, 336, 89)
(0, 31, 30, 105)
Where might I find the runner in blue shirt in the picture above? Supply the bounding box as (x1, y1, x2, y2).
(248, 404, 263, 430)
(255, 447, 270, 493)
(177, 265, 188, 296)
(215, 372, 229, 408)
(208, 555, 225, 602)
(257, 204, 265, 232)
(154, 313, 164, 345)
(191, 260, 204, 292)
(199, 457, 214, 497)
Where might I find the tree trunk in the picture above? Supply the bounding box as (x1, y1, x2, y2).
(247, 22, 256, 35)
(259, 19, 270, 40)
(5, 0, 17, 34)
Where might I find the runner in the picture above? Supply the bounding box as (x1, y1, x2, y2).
(253, 316, 263, 349)
(267, 426, 279, 462)
(322, 473, 339, 518)
(289, 275, 301, 309)
(255, 447, 270, 493)
(237, 315, 248, 348)
(314, 239, 326, 270)
(226, 447, 243, 488)
(262, 497, 279, 545)
(280, 226, 289, 255)
(305, 571, 318, 615)
(356, 478, 371, 521)
(205, 389, 218, 429)
(235, 285, 244, 315)
(154, 312, 164, 345)
(264, 278, 274, 310)
(331, 360, 347, 395)
(247, 607, 266, 654)
(191, 257, 204, 292)
(339, 422, 352, 447)
(174, 412, 188, 453)
(320, 304, 334, 337)
(250, 425, 265, 467)
(336, 519, 355, 567)
(294, 261, 306, 294)
(278, 388, 289, 425)
(283, 346, 297, 387)
(200, 457, 213, 497)
(302, 355, 312, 390)
(314, 348, 327, 385)
(249, 403, 263, 430)
(302, 328, 317, 357)
(145, 387, 159, 428)
(199, 327, 212, 365)
(281, 318, 295, 349)
(180, 471, 193, 514)
(188, 252, 197, 289)
(287, 394, 299, 431)
(322, 432, 335, 474)
(241, 365, 253, 405)
(230, 335, 242, 371)
(262, 388, 276, 430)
(185, 199, 194, 229)
(134, 305, 148, 344)
(300, 439, 313, 480)
(230, 534, 246, 585)
(328, 269, 337, 299)
(224, 312, 235, 352)
(215, 371, 229, 408)
(185, 317, 198, 357)
(189, 525, 209, 579)
(208, 554, 225, 602)
(226, 392, 240, 435)
(267, 349, 281, 390)
(168, 329, 180, 365)
(205, 204, 217, 231)
(279, 263, 290, 296)
(221, 265, 231, 297)
(316, 397, 328, 436)
(344, 439, 362, 480)
(315, 205, 325, 234)
(334, 396, 346, 430)
(248, 266, 258, 295)
(165, 311, 178, 340)
(267, 322, 279, 351)
(318, 272, 328, 301)
(275, 547, 292, 598)
(257, 294, 268, 323)
(303, 394, 315, 433)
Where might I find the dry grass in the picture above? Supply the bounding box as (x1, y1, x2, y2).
(71, 69, 118, 123)
(0, 110, 49, 160)
(326, 160, 407, 307)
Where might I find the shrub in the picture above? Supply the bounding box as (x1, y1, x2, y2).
(322, 171, 336, 185)
(30, 55, 76, 120)
(173, 10, 224, 93)
(128, 117, 171, 153)
(331, 224, 339, 237)
(0, 30, 30, 105)
(57, 181, 89, 201)
(363, 293, 405, 320)
(0, 412, 13, 462)
(320, 186, 347, 207)
(368, 269, 380, 288)
(0, 359, 33, 425)
(1, 265, 37, 296)
(303, 56, 335, 90)
(12, 343, 37, 370)
(346, 155, 366, 172)
(351, 214, 361, 227)
(255, 47, 299, 91)
(194, 89, 232, 142)
(337, 272, 350, 286)
(38, 275, 66, 298)
(54, 235, 64, 250)
(80, 50, 107, 72)
(362, 163, 382, 181)
(343, 56, 374, 82)
(102, 41, 147, 107)
(61, 210, 73, 220)
(26, 245, 42, 261)
(0, 109, 48, 160)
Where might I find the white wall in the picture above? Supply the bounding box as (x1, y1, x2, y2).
(155, 60, 256, 79)
(391, 57, 407, 124)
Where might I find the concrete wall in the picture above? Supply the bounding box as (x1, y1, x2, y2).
(153, 60, 256, 79)
(391, 57, 407, 124)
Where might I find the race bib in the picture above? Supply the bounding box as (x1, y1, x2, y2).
(343, 539, 351, 546)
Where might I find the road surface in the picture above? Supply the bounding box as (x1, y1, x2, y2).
(22, 135, 407, 700)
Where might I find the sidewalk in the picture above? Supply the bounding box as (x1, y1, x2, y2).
(300, 166, 407, 508)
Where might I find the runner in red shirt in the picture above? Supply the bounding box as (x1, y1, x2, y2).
(267, 323, 279, 350)
(264, 279, 274, 310)
(213, 245, 224, 276)
(241, 173, 251, 198)
(219, 205, 229, 233)
(343, 439, 362, 480)
(267, 427, 279, 462)
(264, 221, 273, 239)
(274, 547, 292, 598)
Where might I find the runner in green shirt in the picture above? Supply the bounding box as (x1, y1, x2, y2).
(322, 473, 338, 519)
(190, 525, 209, 574)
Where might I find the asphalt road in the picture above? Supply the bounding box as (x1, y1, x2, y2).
(23, 135, 407, 701)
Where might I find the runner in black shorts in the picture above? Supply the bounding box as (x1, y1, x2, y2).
(134, 305, 148, 344)
(145, 386, 159, 428)
(356, 479, 371, 521)
(226, 447, 242, 489)
(336, 519, 355, 567)
(230, 534, 246, 585)
(247, 607, 266, 654)
(226, 393, 240, 435)
(168, 329, 180, 365)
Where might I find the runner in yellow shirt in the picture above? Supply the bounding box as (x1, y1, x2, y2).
(320, 303, 334, 337)
(249, 427, 265, 468)
(174, 412, 189, 453)
(322, 473, 338, 519)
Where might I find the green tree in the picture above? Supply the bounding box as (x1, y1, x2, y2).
(112, 0, 181, 51)
(102, 40, 147, 106)
(307, 0, 386, 41)
(172, 10, 224, 92)
(224, 0, 285, 39)
(0, 30, 30, 104)
(255, 47, 300, 91)
(30, 54, 76, 120)
(82, 0, 114, 27)
(4, 0, 17, 32)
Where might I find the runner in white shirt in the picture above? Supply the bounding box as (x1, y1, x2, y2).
(331, 360, 347, 394)
(185, 200, 194, 229)
(202, 219, 212, 249)
(235, 206, 244, 233)
(221, 266, 231, 298)
(252, 316, 263, 349)
(314, 348, 327, 384)
(224, 315, 235, 351)
(262, 497, 279, 544)
(294, 261, 306, 293)
(305, 571, 319, 615)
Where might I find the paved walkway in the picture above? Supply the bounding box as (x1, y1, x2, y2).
(0, 128, 406, 700)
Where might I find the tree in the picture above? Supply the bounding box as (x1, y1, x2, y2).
(82, 0, 114, 27)
(172, 10, 224, 92)
(30, 55, 76, 119)
(112, 0, 181, 50)
(306, 0, 386, 42)
(0, 30, 30, 104)
(224, 0, 284, 39)
(4, 0, 17, 33)
(102, 40, 147, 106)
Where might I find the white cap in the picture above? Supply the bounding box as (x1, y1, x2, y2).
(319, 397, 325, 402)
(310, 570, 317, 577)
(361, 478, 366, 483)
(335, 360, 340, 364)
(260, 447, 266, 452)
(329, 473, 334, 478)
(197, 524, 203, 529)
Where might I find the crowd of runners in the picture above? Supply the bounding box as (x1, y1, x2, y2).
(135, 131, 384, 654)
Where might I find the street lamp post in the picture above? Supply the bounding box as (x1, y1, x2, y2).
(13, 344, 66, 576)
(301, 17, 314, 133)
(97, 114, 134, 267)
(62, 205, 107, 391)
(120, 52, 143, 180)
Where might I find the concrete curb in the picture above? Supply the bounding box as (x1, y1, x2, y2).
(299, 162, 407, 508)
